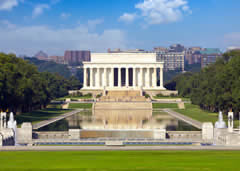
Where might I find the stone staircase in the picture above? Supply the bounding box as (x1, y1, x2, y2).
(94, 90, 152, 110)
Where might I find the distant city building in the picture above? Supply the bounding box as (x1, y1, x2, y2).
(185, 47, 203, 65)
(200, 48, 222, 68)
(64, 50, 91, 66)
(49, 56, 65, 64)
(153, 47, 168, 53)
(169, 44, 185, 52)
(34, 51, 48, 61)
(108, 48, 146, 53)
(153, 45, 185, 71)
(227, 46, 240, 51)
(156, 51, 185, 71)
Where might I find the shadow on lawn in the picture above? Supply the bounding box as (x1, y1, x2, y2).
(16, 107, 71, 125)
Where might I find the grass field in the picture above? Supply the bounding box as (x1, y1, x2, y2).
(69, 103, 92, 109)
(174, 104, 240, 127)
(174, 103, 218, 123)
(16, 104, 71, 125)
(153, 103, 178, 109)
(0, 151, 239, 171)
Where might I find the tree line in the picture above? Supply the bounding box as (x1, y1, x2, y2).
(165, 50, 240, 114)
(0, 53, 81, 114)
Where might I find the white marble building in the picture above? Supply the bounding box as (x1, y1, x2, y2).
(82, 53, 165, 91)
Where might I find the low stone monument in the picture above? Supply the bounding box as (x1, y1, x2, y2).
(17, 123, 32, 145)
(62, 103, 69, 109)
(153, 129, 166, 140)
(228, 110, 234, 133)
(69, 129, 81, 140)
(202, 122, 214, 141)
(177, 102, 185, 109)
(215, 111, 227, 128)
(65, 98, 71, 102)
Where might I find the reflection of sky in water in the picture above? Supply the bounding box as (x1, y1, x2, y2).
(39, 110, 199, 132)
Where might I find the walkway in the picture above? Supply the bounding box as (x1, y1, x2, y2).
(162, 109, 202, 129)
(33, 109, 83, 130)
(2, 145, 240, 151)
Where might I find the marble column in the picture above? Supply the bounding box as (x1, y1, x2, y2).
(146, 67, 150, 88)
(90, 68, 93, 88)
(126, 67, 129, 87)
(139, 67, 143, 88)
(83, 67, 87, 88)
(133, 68, 136, 87)
(153, 67, 157, 87)
(103, 68, 107, 87)
(118, 67, 121, 87)
(160, 67, 164, 88)
(96, 68, 100, 88)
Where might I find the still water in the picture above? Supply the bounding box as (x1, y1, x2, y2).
(39, 110, 198, 132)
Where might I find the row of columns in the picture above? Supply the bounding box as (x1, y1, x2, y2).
(83, 67, 164, 89)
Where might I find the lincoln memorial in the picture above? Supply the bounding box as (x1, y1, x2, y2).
(81, 53, 167, 95)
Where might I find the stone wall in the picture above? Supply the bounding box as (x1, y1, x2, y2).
(17, 123, 32, 145)
(167, 131, 202, 140)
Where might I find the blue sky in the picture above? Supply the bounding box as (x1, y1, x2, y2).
(0, 0, 240, 56)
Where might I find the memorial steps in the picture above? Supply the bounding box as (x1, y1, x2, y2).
(94, 90, 152, 110)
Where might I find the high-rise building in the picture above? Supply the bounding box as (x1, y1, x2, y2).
(108, 48, 145, 53)
(153, 45, 185, 71)
(169, 44, 185, 52)
(156, 51, 185, 71)
(200, 48, 222, 68)
(64, 50, 91, 66)
(185, 47, 203, 65)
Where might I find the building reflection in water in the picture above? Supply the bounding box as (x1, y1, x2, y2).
(65, 109, 178, 130)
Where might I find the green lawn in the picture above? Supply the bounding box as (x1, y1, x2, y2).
(16, 104, 71, 125)
(56, 95, 93, 101)
(174, 104, 240, 127)
(153, 96, 190, 101)
(174, 103, 218, 123)
(0, 151, 239, 171)
(69, 103, 92, 109)
(153, 103, 178, 109)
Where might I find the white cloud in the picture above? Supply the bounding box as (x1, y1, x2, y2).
(60, 13, 71, 19)
(32, 4, 50, 18)
(224, 32, 240, 47)
(119, 13, 137, 23)
(120, 0, 191, 25)
(0, 22, 127, 56)
(87, 18, 104, 30)
(0, 0, 19, 10)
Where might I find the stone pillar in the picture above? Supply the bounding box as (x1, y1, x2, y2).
(103, 68, 107, 87)
(153, 67, 157, 87)
(126, 67, 129, 87)
(160, 67, 164, 88)
(133, 68, 136, 87)
(111, 67, 114, 87)
(118, 67, 121, 87)
(96, 68, 100, 88)
(83, 67, 87, 88)
(202, 122, 214, 141)
(90, 68, 94, 88)
(146, 67, 150, 88)
(139, 67, 143, 88)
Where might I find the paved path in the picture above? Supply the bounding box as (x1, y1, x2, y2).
(162, 109, 202, 129)
(1, 145, 240, 151)
(33, 109, 83, 130)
